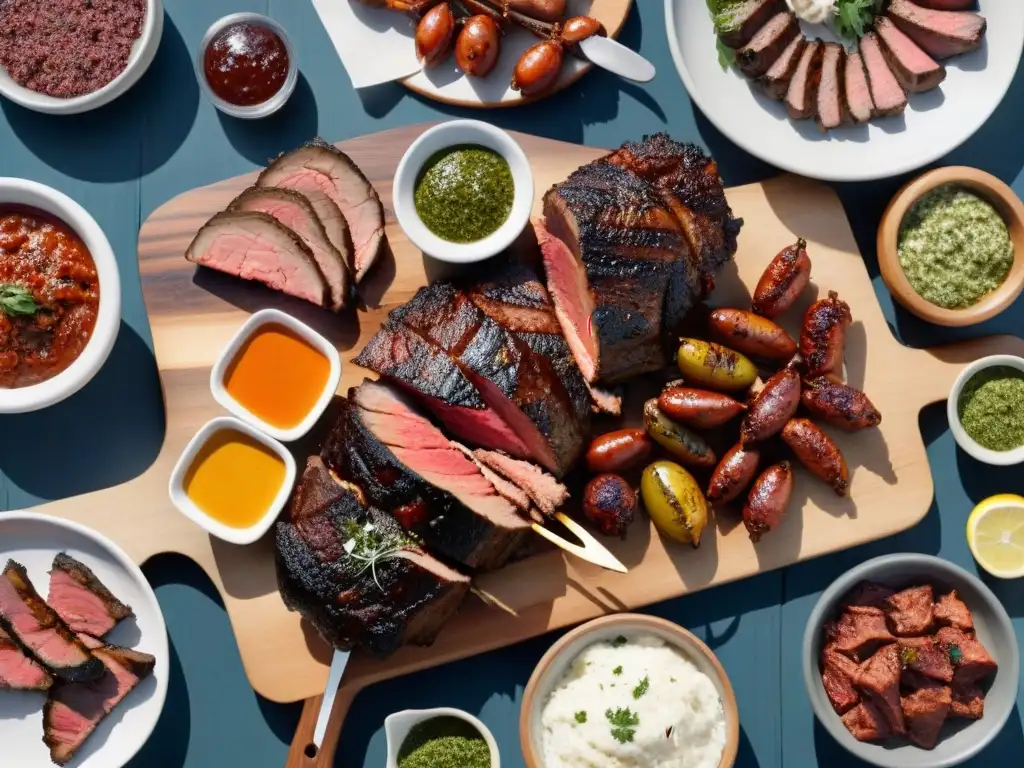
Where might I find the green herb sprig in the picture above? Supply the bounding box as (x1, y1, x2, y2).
(834, 0, 884, 42)
(574, 711, 587, 724)
(633, 676, 650, 700)
(606, 707, 640, 744)
(0, 284, 38, 317)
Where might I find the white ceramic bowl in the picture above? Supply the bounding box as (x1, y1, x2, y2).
(195, 13, 298, 119)
(0, 0, 163, 115)
(385, 707, 500, 768)
(392, 120, 534, 264)
(0, 179, 121, 414)
(210, 308, 341, 442)
(168, 416, 297, 545)
(947, 355, 1024, 466)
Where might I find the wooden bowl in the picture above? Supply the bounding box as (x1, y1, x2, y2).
(877, 166, 1024, 327)
(519, 614, 739, 768)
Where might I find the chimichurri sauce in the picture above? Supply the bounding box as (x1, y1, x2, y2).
(414, 145, 514, 244)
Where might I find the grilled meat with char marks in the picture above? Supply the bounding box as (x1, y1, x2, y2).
(0, 625, 52, 690)
(48, 554, 133, 639)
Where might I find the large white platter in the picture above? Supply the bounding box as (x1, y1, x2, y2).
(666, 0, 1024, 181)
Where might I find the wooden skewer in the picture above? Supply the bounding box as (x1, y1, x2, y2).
(531, 512, 628, 573)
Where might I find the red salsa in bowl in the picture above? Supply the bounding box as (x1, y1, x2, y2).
(0, 206, 100, 389)
(203, 22, 290, 107)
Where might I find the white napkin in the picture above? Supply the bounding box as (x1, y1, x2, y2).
(311, 0, 423, 89)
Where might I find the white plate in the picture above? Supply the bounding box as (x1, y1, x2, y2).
(0, 512, 168, 768)
(665, 0, 1024, 181)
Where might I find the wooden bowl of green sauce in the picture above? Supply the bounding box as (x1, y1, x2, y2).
(878, 167, 1024, 327)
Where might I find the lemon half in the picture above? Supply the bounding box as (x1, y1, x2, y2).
(966, 494, 1024, 579)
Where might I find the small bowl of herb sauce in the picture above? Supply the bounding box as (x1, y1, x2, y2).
(384, 707, 498, 768)
(948, 355, 1024, 466)
(393, 120, 534, 264)
(878, 166, 1024, 327)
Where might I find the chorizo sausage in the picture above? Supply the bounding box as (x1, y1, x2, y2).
(752, 238, 812, 319)
(707, 308, 798, 362)
(781, 418, 849, 496)
(741, 368, 801, 445)
(583, 474, 637, 538)
(658, 387, 746, 429)
(743, 462, 794, 543)
(707, 443, 761, 504)
(585, 429, 655, 474)
(801, 376, 882, 432)
(800, 290, 852, 379)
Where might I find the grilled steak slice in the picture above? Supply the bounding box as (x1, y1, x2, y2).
(472, 449, 569, 516)
(275, 457, 470, 655)
(0, 561, 103, 683)
(887, 0, 986, 59)
(817, 42, 847, 131)
(914, 0, 975, 8)
(759, 34, 806, 99)
(586, 382, 622, 415)
(258, 138, 385, 282)
(875, 16, 947, 92)
(392, 282, 583, 476)
(229, 187, 351, 310)
(48, 554, 133, 639)
(738, 11, 801, 77)
(716, 0, 786, 49)
(786, 39, 824, 119)
(0, 625, 52, 690)
(185, 210, 330, 307)
(452, 442, 535, 518)
(844, 51, 875, 124)
(860, 32, 909, 116)
(43, 644, 156, 766)
(323, 380, 531, 570)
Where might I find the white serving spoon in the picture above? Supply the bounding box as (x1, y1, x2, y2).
(577, 36, 656, 83)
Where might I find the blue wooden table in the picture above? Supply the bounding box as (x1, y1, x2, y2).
(1, 2, 1021, 766)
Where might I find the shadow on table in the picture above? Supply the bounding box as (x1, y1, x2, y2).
(736, 725, 762, 767)
(126, 631, 189, 768)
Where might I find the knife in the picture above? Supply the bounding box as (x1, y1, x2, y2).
(312, 649, 351, 752)
(577, 36, 656, 83)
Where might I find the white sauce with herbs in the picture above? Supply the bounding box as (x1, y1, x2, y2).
(786, 0, 834, 24)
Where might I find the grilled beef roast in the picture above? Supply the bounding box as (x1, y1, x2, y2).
(324, 380, 531, 570)
(786, 39, 824, 119)
(453, 443, 536, 519)
(258, 139, 385, 282)
(275, 457, 470, 654)
(817, 42, 847, 131)
(717, 0, 786, 49)
(228, 187, 352, 310)
(759, 34, 806, 99)
(48, 554, 133, 639)
(0, 561, 103, 683)
(887, 0, 986, 59)
(844, 50, 876, 123)
(860, 31, 909, 116)
(472, 450, 569, 517)
(875, 16, 947, 92)
(738, 11, 801, 77)
(185, 210, 331, 307)
(0, 625, 52, 690)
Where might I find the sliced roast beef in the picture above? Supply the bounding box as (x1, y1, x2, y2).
(48, 554, 133, 640)
(758, 34, 806, 100)
(586, 381, 622, 415)
(43, 644, 156, 766)
(275, 456, 470, 654)
(817, 42, 847, 131)
(716, 0, 786, 48)
(786, 39, 824, 119)
(887, 0, 986, 59)
(391, 282, 584, 476)
(452, 442, 536, 519)
(258, 138, 385, 283)
(0, 625, 52, 690)
(229, 187, 351, 310)
(0, 561, 103, 683)
(860, 32, 909, 117)
(323, 380, 531, 570)
(844, 50, 875, 124)
(914, 0, 976, 8)
(184, 210, 330, 307)
(473, 449, 569, 517)
(738, 11, 801, 77)
(875, 16, 946, 93)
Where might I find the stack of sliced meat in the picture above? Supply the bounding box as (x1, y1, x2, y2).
(186, 138, 386, 309)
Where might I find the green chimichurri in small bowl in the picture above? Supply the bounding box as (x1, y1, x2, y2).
(948, 355, 1024, 466)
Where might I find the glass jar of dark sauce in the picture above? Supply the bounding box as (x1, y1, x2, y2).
(203, 23, 289, 107)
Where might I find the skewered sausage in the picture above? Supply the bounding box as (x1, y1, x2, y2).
(707, 443, 761, 504)
(585, 429, 655, 474)
(752, 238, 812, 319)
(583, 474, 637, 538)
(657, 387, 746, 429)
(743, 462, 794, 542)
(416, 3, 456, 66)
(802, 376, 882, 432)
(800, 290, 852, 378)
(781, 418, 849, 495)
(707, 308, 798, 362)
(455, 15, 501, 77)
(644, 399, 717, 469)
(511, 40, 563, 96)
(741, 368, 801, 445)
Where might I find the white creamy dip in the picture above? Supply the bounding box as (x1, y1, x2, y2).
(786, 0, 834, 24)
(540, 634, 726, 768)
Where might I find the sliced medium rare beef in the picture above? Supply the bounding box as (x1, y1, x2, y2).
(229, 187, 352, 310)
(452, 443, 537, 519)
(716, 0, 786, 48)
(914, 0, 975, 8)
(844, 50, 875, 124)
(875, 16, 947, 93)
(184, 211, 330, 307)
(323, 380, 531, 570)
(48, 554, 133, 639)
(0, 625, 52, 690)
(860, 32, 909, 117)
(258, 138, 385, 283)
(275, 457, 470, 655)
(738, 11, 801, 77)
(817, 43, 847, 131)
(786, 39, 824, 119)
(43, 644, 156, 766)
(472, 449, 569, 517)
(758, 34, 806, 100)
(0, 561, 103, 683)
(887, 0, 986, 59)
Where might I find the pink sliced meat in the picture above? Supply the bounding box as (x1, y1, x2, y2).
(821, 642, 860, 714)
(816, 42, 846, 131)
(860, 32, 908, 117)
(472, 449, 569, 517)
(933, 589, 974, 631)
(785, 39, 824, 120)
(854, 643, 906, 735)
(902, 679, 952, 750)
(915, 0, 977, 8)
(0, 625, 52, 691)
(843, 51, 875, 124)
(875, 16, 947, 93)
(887, 0, 986, 59)
(758, 34, 806, 100)
(48, 554, 133, 639)
(885, 584, 934, 636)
(738, 11, 800, 78)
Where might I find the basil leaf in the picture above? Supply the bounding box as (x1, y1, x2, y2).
(0, 284, 38, 317)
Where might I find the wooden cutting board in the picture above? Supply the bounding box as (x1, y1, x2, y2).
(32, 124, 1024, 764)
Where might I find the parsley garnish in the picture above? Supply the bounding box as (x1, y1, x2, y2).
(612, 636, 628, 648)
(606, 707, 639, 744)
(633, 676, 650, 700)
(0, 284, 38, 317)
(834, 0, 884, 42)
(574, 711, 587, 724)
(612, 666, 623, 676)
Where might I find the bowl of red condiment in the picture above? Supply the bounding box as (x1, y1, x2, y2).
(0, 178, 121, 413)
(196, 13, 298, 119)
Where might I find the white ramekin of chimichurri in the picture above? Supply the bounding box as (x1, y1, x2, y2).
(948, 355, 1024, 466)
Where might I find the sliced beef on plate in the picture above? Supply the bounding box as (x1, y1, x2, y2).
(933, 589, 973, 631)
(901, 679, 952, 750)
(785, 39, 825, 120)
(853, 643, 906, 734)
(48, 554, 133, 639)
(323, 380, 531, 570)
(843, 50, 876, 124)
(0, 625, 52, 690)
(758, 33, 806, 99)
(472, 449, 569, 517)
(275, 457, 470, 654)
(229, 187, 351, 310)
(738, 11, 801, 77)
(826, 605, 894, 660)
(43, 644, 156, 766)
(258, 138, 385, 283)
(897, 636, 954, 682)
(817, 42, 847, 131)
(841, 699, 891, 742)
(860, 31, 909, 117)
(184, 211, 330, 307)
(821, 642, 860, 714)
(887, 0, 986, 59)
(0, 560, 103, 683)
(452, 443, 536, 520)
(885, 584, 934, 636)
(875, 16, 947, 93)
(716, 0, 786, 49)
(914, 0, 976, 8)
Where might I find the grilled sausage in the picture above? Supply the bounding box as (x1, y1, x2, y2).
(781, 418, 849, 495)
(743, 462, 794, 543)
(416, 3, 456, 66)
(752, 238, 812, 319)
(707, 307, 798, 362)
(800, 290, 852, 378)
(658, 387, 746, 429)
(707, 443, 761, 504)
(507, 0, 566, 21)
(741, 368, 801, 445)
(585, 429, 655, 474)
(802, 376, 882, 432)
(583, 474, 637, 539)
